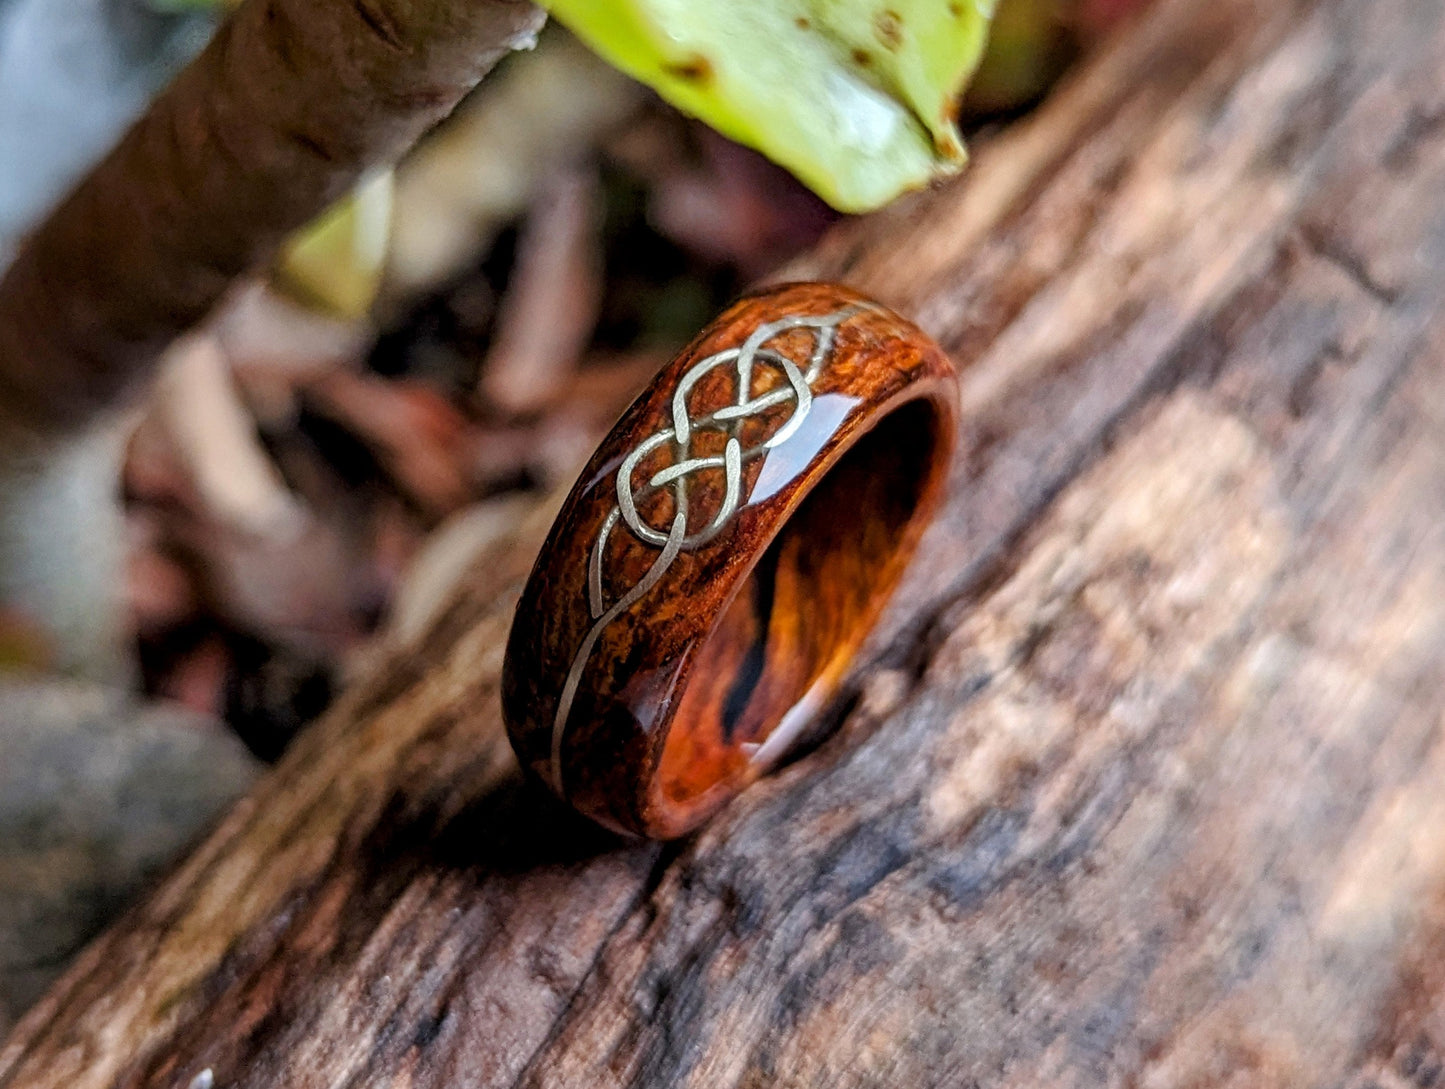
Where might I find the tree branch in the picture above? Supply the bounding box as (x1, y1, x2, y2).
(0, 0, 544, 442)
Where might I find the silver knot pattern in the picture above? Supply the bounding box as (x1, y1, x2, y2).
(549, 307, 858, 794)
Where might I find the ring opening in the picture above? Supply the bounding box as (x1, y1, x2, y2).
(656, 397, 947, 826)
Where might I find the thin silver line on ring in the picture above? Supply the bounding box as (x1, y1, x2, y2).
(548, 307, 859, 796)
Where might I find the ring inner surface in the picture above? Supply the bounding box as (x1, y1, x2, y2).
(657, 398, 945, 821)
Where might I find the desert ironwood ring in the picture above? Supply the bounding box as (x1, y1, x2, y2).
(501, 282, 958, 839)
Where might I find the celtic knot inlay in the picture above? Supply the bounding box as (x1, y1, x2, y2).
(549, 307, 859, 793)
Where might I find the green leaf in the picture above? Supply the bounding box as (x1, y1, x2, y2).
(543, 0, 996, 212)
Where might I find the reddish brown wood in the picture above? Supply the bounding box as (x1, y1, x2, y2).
(503, 285, 956, 838)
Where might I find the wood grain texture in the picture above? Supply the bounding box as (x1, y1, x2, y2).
(504, 284, 956, 838)
(8, 0, 1445, 1083)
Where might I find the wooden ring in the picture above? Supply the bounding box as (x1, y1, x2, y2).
(502, 283, 958, 839)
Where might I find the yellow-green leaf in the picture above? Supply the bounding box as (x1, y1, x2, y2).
(274, 170, 394, 320)
(543, 0, 996, 212)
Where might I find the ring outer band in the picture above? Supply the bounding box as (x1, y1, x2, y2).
(501, 282, 958, 839)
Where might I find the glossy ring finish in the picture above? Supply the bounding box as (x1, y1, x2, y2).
(502, 282, 957, 839)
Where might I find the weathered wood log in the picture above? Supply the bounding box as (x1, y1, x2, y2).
(7, 0, 1445, 1082)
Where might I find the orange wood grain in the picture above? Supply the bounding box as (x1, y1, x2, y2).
(503, 285, 956, 838)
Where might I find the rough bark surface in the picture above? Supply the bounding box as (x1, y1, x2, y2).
(7, 0, 1445, 1084)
